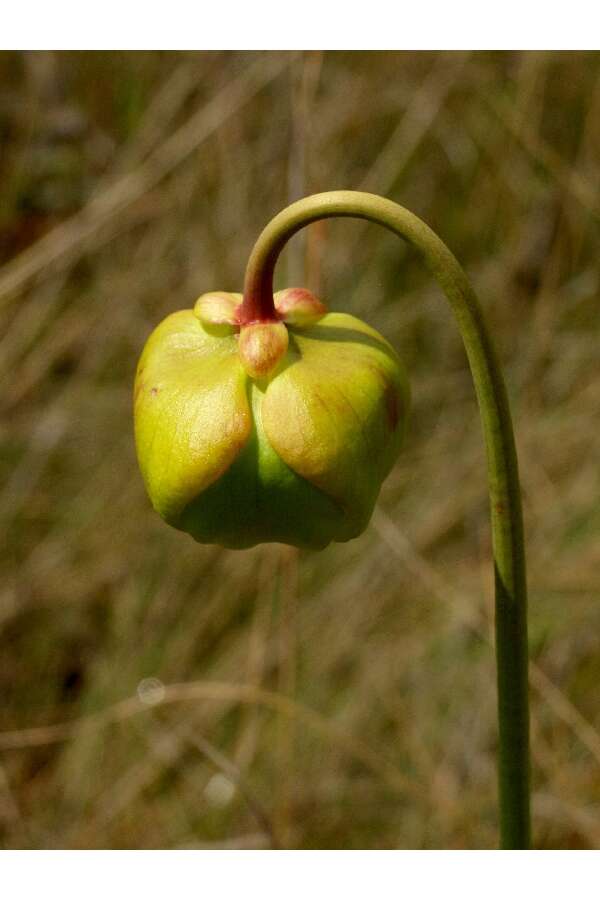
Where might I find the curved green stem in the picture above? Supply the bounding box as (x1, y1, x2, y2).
(242, 191, 531, 849)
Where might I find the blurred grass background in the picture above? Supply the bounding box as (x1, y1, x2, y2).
(0, 50, 599, 849)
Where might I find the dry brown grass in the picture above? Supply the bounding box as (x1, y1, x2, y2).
(1, 50, 600, 848)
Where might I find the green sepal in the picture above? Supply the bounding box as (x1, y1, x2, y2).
(262, 312, 409, 535)
(134, 310, 251, 523)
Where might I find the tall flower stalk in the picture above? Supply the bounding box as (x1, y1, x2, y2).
(241, 191, 530, 849)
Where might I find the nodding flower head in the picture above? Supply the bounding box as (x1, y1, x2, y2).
(134, 287, 409, 550)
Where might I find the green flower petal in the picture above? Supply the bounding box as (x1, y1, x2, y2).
(134, 310, 251, 523)
(261, 312, 409, 536)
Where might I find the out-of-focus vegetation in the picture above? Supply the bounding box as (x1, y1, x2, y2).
(0, 50, 599, 849)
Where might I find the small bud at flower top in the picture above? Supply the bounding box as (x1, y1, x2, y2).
(274, 288, 327, 325)
(238, 321, 289, 379)
(194, 291, 240, 327)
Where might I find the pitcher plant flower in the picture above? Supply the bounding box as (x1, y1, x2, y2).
(134, 286, 409, 550)
(133, 191, 530, 850)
